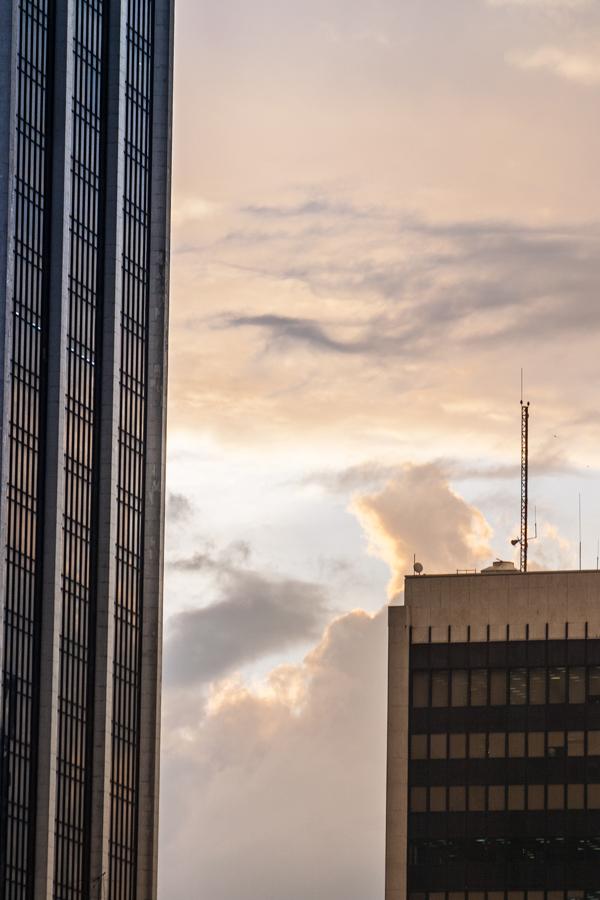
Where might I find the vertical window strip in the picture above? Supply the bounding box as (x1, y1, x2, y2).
(1, 0, 49, 895)
(108, 0, 153, 895)
(53, 0, 104, 896)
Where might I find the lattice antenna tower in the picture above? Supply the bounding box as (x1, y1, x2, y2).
(520, 398, 530, 573)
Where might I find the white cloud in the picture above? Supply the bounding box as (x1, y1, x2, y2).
(159, 609, 387, 900)
(352, 463, 494, 596)
(509, 46, 600, 85)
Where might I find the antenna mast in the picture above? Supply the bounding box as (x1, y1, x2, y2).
(520, 399, 530, 573)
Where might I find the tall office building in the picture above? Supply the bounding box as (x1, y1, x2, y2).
(386, 567, 600, 900)
(0, 0, 173, 895)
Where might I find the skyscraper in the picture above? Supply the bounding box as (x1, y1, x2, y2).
(0, 0, 173, 895)
(386, 567, 600, 900)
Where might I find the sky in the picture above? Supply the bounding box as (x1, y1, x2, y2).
(159, 1, 600, 896)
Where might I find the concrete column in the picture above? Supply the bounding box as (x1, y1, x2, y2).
(136, 0, 174, 895)
(0, 0, 18, 721)
(33, 0, 74, 893)
(386, 606, 410, 900)
(88, 0, 127, 889)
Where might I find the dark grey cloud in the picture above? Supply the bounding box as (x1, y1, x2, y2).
(213, 210, 600, 360)
(166, 492, 194, 523)
(164, 570, 329, 686)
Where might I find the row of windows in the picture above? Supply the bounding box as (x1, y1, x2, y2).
(410, 782, 600, 813)
(410, 730, 600, 760)
(409, 836, 600, 865)
(409, 892, 600, 900)
(3, 0, 50, 893)
(412, 667, 600, 708)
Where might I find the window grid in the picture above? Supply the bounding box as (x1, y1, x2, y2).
(53, 0, 105, 895)
(1, 0, 50, 894)
(108, 0, 153, 895)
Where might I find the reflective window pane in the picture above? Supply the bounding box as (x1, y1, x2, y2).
(510, 668, 527, 705)
(549, 667, 567, 703)
(568, 784, 585, 809)
(431, 671, 449, 707)
(468, 785, 485, 811)
(488, 785, 505, 810)
(508, 732, 525, 757)
(451, 669, 468, 707)
(528, 732, 545, 757)
(411, 734, 428, 760)
(430, 734, 447, 759)
(589, 731, 600, 756)
(489, 732, 506, 758)
(529, 668, 546, 704)
(412, 672, 429, 707)
(590, 667, 600, 703)
(449, 733, 466, 759)
(569, 667, 586, 703)
(528, 784, 544, 810)
(508, 785, 525, 810)
(568, 731, 585, 757)
(470, 669, 488, 706)
(490, 669, 507, 705)
(548, 784, 565, 809)
(449, 786, 466, 811)
(469, 733, 486, 759)
(410, 787, 427, 812)
(548, 731, 566, 757)
(430, 786, 446, 812)
(588, 784, 600, 809)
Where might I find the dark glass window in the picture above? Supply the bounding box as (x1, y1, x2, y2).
(549, 667, 567, 703)
(431, 671, 448, 707)
(548, 784, 565, 810)
(589, 731, 600, 755)
(528, 784, 544, 810)
(508, 732, 525, 757)
(449, 734, 466, 759)
(528, 732, 545, 757)
(508, 785, 525, 810)
(488, 732, 505, 758)
(411, 787, 427, 812)
(430, 734, 447, 759)
(568, 784, 585, 809)
(529, 667, 546, 704)
(588, 784, 600, 809)
(589, 667, 600, 703)
(451, 669, 468, 707)
(470, 669, 488, 706)
(448, 786, 466, 811)
(510, 668, 527, 704)
(490, 669, 507, 705)
(412, 672, 429, 707)
(548, 731, 566, 758)
(468, 785, 485, 811)
(569, 667, 586, 703)
(568, 731, 585, 757)
(430, 787, 446, 812)
(488, 785, 505, 810)
(411, 734, 427, 759)
(468, 733, 486, 759)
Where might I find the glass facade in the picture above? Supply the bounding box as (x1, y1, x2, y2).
(0, 0, 52, 895)
(109, 0, 153, 893)
(0, 0, 171, 896)
(54, 0, 105, 895)
(408, 637, 600, 897)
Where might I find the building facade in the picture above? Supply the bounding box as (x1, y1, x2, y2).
(387, 570, 600, 900)
(0, 0, 173, 895)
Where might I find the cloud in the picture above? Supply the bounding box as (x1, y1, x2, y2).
(489, 0, 591, 7)
(166, 492, 194, 523)
(509, 46, 600, 85)
(353, 463, 493, 596)
(160, 608, 387, 900)
(164, 569, 329, 685)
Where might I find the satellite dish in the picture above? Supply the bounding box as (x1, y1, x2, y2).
(414, 561, 424, 575)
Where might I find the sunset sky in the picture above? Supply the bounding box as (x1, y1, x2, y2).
(159, 1, 600, 896)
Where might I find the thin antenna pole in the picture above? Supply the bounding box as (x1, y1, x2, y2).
(520, 399, 530, 573)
